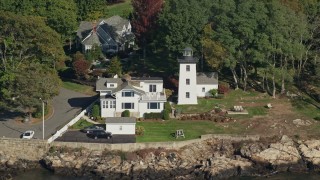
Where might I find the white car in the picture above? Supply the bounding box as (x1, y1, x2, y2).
(21, 130, 35, 139)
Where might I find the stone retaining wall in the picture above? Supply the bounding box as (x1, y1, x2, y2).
(0, 138, 48, 160)
(52, 134, 260, 152)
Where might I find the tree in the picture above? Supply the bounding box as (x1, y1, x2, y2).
(73, 59, 91, 79)
(201, 24, 227, 71)
(0, 11, 66, 71)
(106, 56, 122, 77)
(0, 0, 78, 40)
(132, 0, 164, 58)
(8, 63, 60, 119)
(156, 0, 213, 54)
(74, 0, 107, 21)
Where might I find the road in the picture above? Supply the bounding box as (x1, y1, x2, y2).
(0, 88, 97, 139)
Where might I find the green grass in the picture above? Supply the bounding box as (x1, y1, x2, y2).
(136, 120, 225, 142)
(62, 81, 96, 95)
(175, 89, 271, 114)
(106, 0, 132, 18)
(291, 97, 320, 120)
(70, 119, 93, 129)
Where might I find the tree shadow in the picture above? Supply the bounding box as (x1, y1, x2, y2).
(0, 109, 24, 121)
(67, 96, 98, 110)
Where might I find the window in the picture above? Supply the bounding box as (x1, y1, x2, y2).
(186, 65, 190, 71)
(110, 101, 116, 108)
(122, 91, 134, 97)
(149, 84, 157, 92)
(110, 84, 114, 87)
(102, 101, 106, 108)
(119, 126, 123, 131)
(148, 102, 160, 109)
(186, 79, 190, 85)
(186, 92, 190, 98)
(122, 103, 134, 109)
(202, 87, 205, 92)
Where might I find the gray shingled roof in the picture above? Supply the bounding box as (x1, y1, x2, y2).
(105, 117, 136, 124)
(102, 15, 129, 32)
(77, 21, 93, 39)
(96, 78, 146, 94)
(82, 32, 101, 45)
(111, 81, 145, 94)
(197, 72, 218, 85)
(96, 78, 123, 91)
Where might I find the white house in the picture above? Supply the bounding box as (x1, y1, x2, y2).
(105, 117, 136, 135)
(76, 15, 135, 54)
(96, 76, 166, 118)
(177, 47, 218, 105)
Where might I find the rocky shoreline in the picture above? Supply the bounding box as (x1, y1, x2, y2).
(2, 135, 320, 179)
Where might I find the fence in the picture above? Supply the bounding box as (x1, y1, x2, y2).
(52, 134, 261, 152)
(47, 99, 98, 143)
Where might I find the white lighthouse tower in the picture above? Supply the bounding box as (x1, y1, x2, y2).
(177, 47, 198, 105)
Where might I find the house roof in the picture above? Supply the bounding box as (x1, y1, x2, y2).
(197, 72, 218, 85)
(77, 21, 93, 39)
(131, 77, 163, 81)
(77, 15, 131, 47)
(105, 117, 136, 124)
(82, 31, 101, 46)
(111, 81, 145, 94)
(96, 78, 149, 94)
(96, 78, 123, 91)
(101, 15, 129, 32)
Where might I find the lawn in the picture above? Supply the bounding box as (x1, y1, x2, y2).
(107, 0, 132, 18)
(291, 97, 320, 120)
(136, 120, 225, 142)
(70, 119, 93, 129)
(62, 81, 96, 95)
(174, 89, 271, 115)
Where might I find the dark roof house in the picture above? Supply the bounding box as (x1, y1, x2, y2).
(77, 15, 134, 54)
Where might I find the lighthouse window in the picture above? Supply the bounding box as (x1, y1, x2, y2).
(186, 65, 190, 71)
(186, 92, 190, 98)
(186, 79, 190, 85)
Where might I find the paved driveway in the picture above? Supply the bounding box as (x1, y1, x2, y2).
(0, 88, 97, 139)
(55, 130, 136, 144)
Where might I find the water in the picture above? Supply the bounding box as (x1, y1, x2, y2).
(13, 169, 320, 180)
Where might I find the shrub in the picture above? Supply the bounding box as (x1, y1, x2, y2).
(122, 110, 130, 117)
(209, 89, 218, 97)
(314, 116, 320, 121)
(92, 104, 100, 119)
(165, 102, 172, 112)
(218, 82, 230, 94)
(144, 112, 162, 119)
(33, 105, 49, 118)
(162, 110, 170, 120)
(136, 126, 145, 136)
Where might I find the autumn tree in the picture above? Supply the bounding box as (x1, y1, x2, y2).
(73, 59, 91, 79)
(132, 0, 164, 58)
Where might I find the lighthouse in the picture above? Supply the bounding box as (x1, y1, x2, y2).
(177, 47, 198, 105)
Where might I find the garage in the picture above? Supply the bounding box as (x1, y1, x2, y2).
(106, 117, 136, 135)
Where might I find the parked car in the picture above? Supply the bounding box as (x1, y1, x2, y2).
(21, 130, 35, 139)
(87, 130, 112, 139)
(81, 125, 104, 133)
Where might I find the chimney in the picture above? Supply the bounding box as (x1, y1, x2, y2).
(93, 20, 97, 33)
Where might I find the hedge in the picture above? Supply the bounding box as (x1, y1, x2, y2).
(144, 112, 162, 119)
(121, 110, 130, 117)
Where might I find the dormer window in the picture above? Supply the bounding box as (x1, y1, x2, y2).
(110, 84, 114, 87)
(122, 91, 134, 97)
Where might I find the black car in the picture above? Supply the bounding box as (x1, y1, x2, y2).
(87, 130, 112, 139)
(81, 125, 104, 133)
